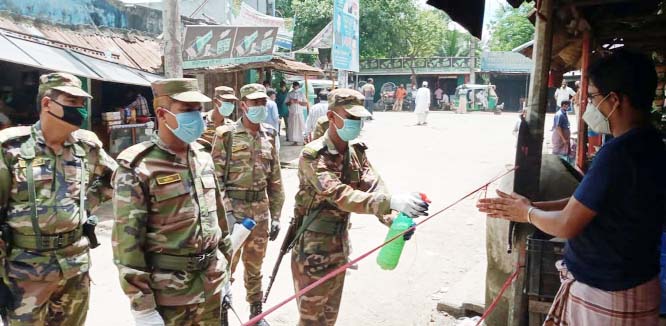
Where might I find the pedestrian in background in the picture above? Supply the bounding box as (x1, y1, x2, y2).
(277, 81, 289, 141)
(554, 79, 576, 110)
(415, 81, 431, 125)
(304, 90, 329, 143)
(392, 84, 407, 111)
(287, 81, 307, 145)
(266, 89, 281, 151)
(552, 100, 572, 161)
(361, 78, 375, 119)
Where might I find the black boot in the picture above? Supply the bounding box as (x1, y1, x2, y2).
(249, 302, 270, 326)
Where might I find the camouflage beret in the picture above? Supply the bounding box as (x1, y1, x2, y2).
(240, 83, 268, 100)
(327, 88, 371, 118)
(214, 86, 238, 101)
(151, 78, 211, 103)
(38, 72, 92, 99)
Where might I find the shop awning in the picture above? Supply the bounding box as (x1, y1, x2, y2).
(0, 30, 162, 86)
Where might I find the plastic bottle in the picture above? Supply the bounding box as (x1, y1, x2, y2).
(230, 217, 256, 254)
(376, 212, 415, 270)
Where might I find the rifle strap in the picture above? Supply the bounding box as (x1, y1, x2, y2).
(289, 206, 323, 250)
(25, 158, 42, 251)
(223, 131, 233, 186)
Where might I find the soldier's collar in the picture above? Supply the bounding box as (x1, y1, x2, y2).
(324, 130, 339, 155)
(237, 117, 269, 135)
(32, 122, 76, 147)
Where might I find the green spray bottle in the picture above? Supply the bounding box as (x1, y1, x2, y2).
(377, 193, 430, 270)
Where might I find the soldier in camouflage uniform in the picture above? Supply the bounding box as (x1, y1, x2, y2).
(112, 78, 233, 326)
(291, 89, 429, 326)
(211, 84, 284, 326)
(0, 72, 116, 325)
(199, 86, 238, 150)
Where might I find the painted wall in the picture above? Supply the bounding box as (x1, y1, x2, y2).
(0, 0, 163, 34)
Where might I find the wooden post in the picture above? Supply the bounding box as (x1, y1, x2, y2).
(509, 0, 555, 326)
(304, 73, 311, 113)
(576, 31, 591, 171)
(163, 0, 183, 78)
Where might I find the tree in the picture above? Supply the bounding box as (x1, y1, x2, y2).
(487, 3, 535, 51)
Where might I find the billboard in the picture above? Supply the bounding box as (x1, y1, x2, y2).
(233, 3, 294, 50)
(182, 25, 278, 69)
(332, 0, 359, 72)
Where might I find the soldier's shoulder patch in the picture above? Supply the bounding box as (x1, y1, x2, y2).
(73, 129, 103, 148)
(155, 173, 182, 185)
(0, 126, 31, 144)
(215, 124, 235, 137)
(117, 141, 155, 168)
(302, 138, 326, 159)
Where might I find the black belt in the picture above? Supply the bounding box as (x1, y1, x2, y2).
(148, 250, 217, 272)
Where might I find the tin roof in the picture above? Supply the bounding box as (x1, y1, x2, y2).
(0, 15, 162, 74)
(480, 51, 532, 74)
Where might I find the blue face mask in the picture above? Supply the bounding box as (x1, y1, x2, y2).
(332, 112, 362, 141)
(218, 101, 235, 117)
(165, 109, 205, 144)
(245, 105, 267, 124)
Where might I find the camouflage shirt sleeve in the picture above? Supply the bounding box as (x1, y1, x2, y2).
(300, 154, 391, 216)
(112, 166, 156, 311)
(268, 132, 285, 221)
(211, 131, 234, 213)
(215, 177, 233, 264)
(87, 146, 118, 212)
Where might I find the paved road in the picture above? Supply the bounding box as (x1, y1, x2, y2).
(86, 111, 563, 326)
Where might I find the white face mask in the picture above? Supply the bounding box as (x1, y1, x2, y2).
(583, 94, 617, 135)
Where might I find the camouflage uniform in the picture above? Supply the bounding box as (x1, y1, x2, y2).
(211, 84, 284, 308)
(0, 73, 116, 325)
(199, 86, 238, 151)
(112, 79, 232, 326)
(311, 116, 329, 141)
(291, 89, 391, 326)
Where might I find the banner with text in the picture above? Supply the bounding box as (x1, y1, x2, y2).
(332, 0, 359, 72)
(182, 25, 277, 69)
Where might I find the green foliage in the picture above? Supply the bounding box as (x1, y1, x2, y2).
(487, 3, 535, 51)
(280, 0, 473, 60)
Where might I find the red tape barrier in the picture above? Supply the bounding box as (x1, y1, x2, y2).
(244, 167, 518, 325)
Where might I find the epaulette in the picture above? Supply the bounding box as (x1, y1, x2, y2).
(72, 129, 103, 148)
(261, 123, 279, 137)
(215, 124, 235, 137)
(350, 140, 368, 151)
(0, 126, 31, 144)
(302, 138, 326, 159)
(116, 141, 155, 168)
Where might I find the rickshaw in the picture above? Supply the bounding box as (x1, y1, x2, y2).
(378, 82, 397, 111)
(451, 84, 500, 112)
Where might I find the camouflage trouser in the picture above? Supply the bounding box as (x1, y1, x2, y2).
(156, 291, 221, 326)
(230, 219, 268, 303)
(7, 272, 89, 326)
(290, 231, 347, 326)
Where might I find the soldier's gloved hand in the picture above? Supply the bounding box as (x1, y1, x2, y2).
(390, 193, 429, 218)
(403, 225, 416, 241)
(131, 309, 165, 326)
(269, 220, 280, 241)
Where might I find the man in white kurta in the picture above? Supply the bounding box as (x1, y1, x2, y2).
(287, 81, 307, 144)
(415, 81, 431, 125)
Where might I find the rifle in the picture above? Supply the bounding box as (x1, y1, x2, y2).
(263, 216, 297, 303)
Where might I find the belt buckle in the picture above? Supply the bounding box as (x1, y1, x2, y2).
(55, 234, 65, 248)
(245, 191, 254, 202)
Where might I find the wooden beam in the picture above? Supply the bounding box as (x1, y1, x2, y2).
(576, 31, 591, 172)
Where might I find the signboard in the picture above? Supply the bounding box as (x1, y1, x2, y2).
(182, 25, 278, 69)
(332, 0, 359, 72)
(233, 3, 294, 50)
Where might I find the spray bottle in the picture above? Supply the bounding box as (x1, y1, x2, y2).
(377, 193, 430, 270)
(231, 217, 256, 255)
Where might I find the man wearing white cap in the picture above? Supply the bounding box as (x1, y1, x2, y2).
(415, 81, 431, 125)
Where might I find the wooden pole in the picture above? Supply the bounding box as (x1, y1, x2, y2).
(304, 73, 311, 113)
(508, 0, 554, 326)
(163, 0, 183, 78)
(576, 31, 591, 171)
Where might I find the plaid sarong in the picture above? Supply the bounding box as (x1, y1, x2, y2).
(544, 261, 660, 326)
